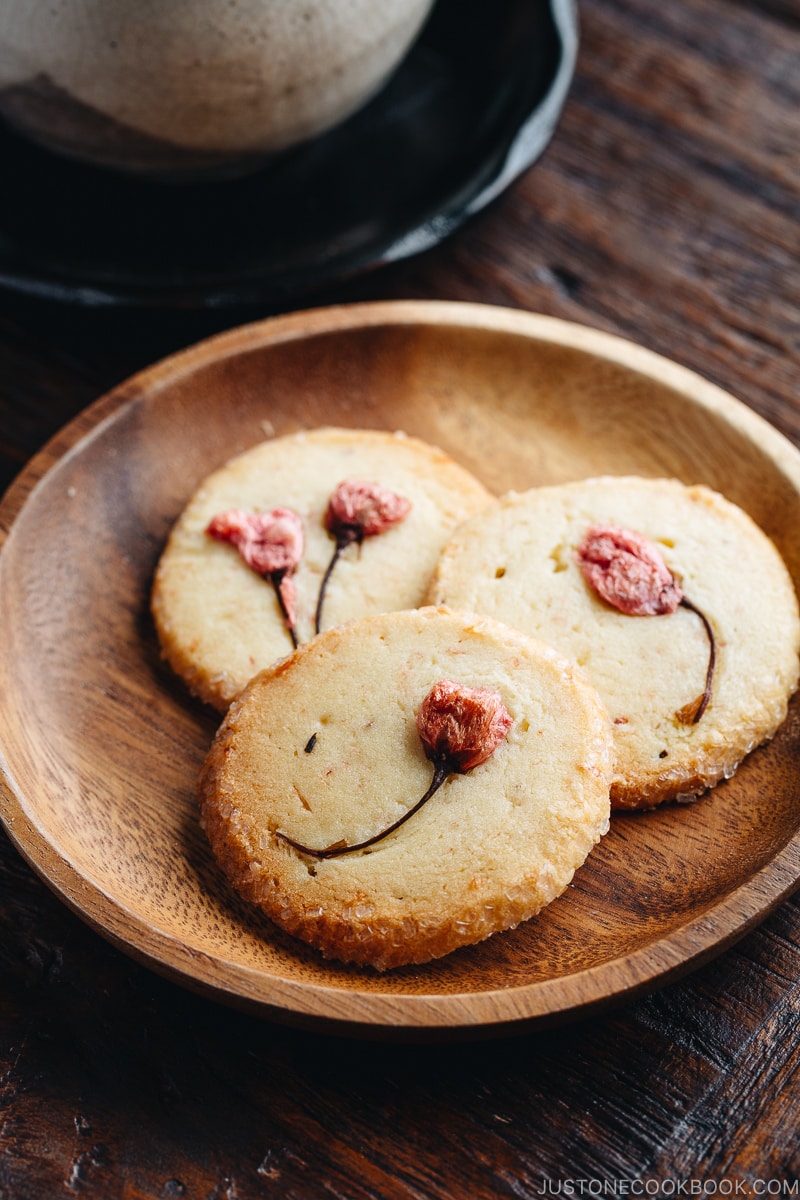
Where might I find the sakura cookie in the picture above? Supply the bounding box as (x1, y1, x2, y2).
(426, 477, 800, 810)
(199, 607, 613, 970)
(151, 427, 493, 710)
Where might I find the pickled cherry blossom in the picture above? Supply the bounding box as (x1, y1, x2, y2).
(207, 507, 303, 647)
(576, 523, 715, 725)
(325, 479, 411, 541)
(315, 480, 411, 634)
(277, 679, 512, 859)
(415, 679, 513, 772)
(576, 525, 683, 616)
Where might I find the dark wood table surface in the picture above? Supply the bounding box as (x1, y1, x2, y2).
(2, 0, 800, 1194)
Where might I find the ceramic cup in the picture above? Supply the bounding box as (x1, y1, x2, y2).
(0, 0, 436, 178)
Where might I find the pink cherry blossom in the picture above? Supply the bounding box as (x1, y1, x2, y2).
(576, 525, 683, 616)
(207, 507, 303, 576)
(416, 679, 513, 773)
(277, 677, 512, 860)
(325, 480, 411, 543)
(314, 480, 411, 635)
(207, 507, 303, 643)
(576, 524, 715, 724)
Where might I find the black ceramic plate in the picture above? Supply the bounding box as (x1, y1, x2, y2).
(0, 0, 576, 309)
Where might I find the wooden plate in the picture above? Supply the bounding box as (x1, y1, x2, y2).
(2, 301, 800, 1039)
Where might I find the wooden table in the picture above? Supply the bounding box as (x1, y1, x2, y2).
(2, 0, 799, 1192)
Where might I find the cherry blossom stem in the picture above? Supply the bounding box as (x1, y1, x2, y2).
(314, 532, 356, 635)
(276, 760, 451, 859)
(679, 596, 716, 723)
(269, 570, 298, 649)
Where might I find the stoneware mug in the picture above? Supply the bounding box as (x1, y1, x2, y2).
(0, 0, 436, 178)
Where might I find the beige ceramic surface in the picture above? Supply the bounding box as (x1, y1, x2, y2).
(0, 0, 435, 175)
(1, 301, 800, 1038)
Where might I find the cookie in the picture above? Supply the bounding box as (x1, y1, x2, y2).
(152, 427, 493, 710)
(199, 607, 613, 970)
(426, 477, 800, 810)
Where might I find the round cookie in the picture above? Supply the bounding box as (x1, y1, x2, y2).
(199, 607, 613, 970)
(152, 427, 493, 710)
(426, 477, 800, 810)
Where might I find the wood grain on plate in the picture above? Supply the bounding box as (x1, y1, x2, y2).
(1, 300, 799, 1037)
